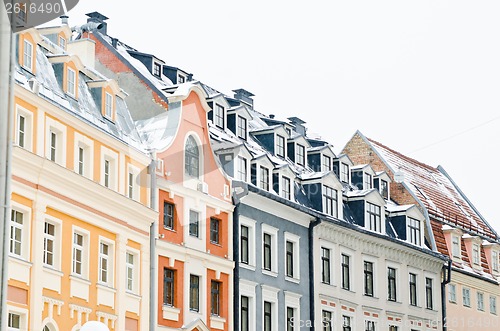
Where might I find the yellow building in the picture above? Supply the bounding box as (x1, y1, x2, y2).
(7, 25, 157, 331)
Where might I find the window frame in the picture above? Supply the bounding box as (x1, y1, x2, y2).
(284, 232, 300, 280)
(104, 92, 114, 120)
(262, 225, 278, 274)
(296, 144, 305, 166)
(237, 115, 247, 140)
(281, 176, 291, 200)
(263, 301, 272, 331)
(185, 135, 200, 178)
(214, 103, 225, 129)
(163, 202, 175, 230)
(477, 292, 484, 311)
(364, 173, 372, 189)
(241, 295, 250, 331)
(163, 268, 175, 306)
(126, 251, 138, 294)
(448, 283, 456, 303)
(237, 156, 248, 182)
(341, 253, 351, 291)
(388, 267, 397, 302)
(409, 273, 418, 306)
(425, 277, 433, 310)
(153, 62, 162, 77)
(364, 261, 374, 297)
(43, 221, 56, 267)
(452, 235, 460, 258)
(321, 247, 331, 284)
(189, 274, 200, 312)
(189, 210, 200, 238)
(408, 217, 421, 246)
(322, 310, 332, 331)
(22, 39, 33, 71)
(210, 217, 221, 245)
(322, 155, 331, 172)
(259, 166, 269, 191)
(366, 202, 382, 233)
(472, 243, 480, 265)
(322, 185, 338, 217)
(98, 239, 114, 286)
(463, 287, 471, 307)
(66, 67, 76, 97)
(340, 163, 349, 183)
(211, 280, 221, 316)
(490, 295, 497, 315)
(276, 135, 285, 158)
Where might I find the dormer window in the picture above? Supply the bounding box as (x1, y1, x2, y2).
(104, 92, 113, 120)
(296, 144, 305, 166)
(276, 135, 285, 158)
(366, 202, 381, 232)
(380, 179, 389, 199)
(260, 166, 269, 191)
(452, 235, 460, 258)
(322, 186, 338, 217)
(281, 176, 291, 200)
(364, 173, 372, 189)
(59, 36, 66, 50)
(237, 156, 247, 181)
(178, 75, 185, 83)
(408, 218, 421, 246)
(214, 104, 224, 129)
(340, 163, 349, 183)
(153, 62, 162, 77)
(472, 244, 480, 265)
(322, 155, 331, 171)
(185, 136, 200, 178)
(23, 39, 33, 71)
(237, 116, 247, 140)
(67, 67, 76, 97)
(492, 251, 499, 272)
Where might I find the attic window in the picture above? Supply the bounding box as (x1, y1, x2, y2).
(322, 155, 331, 171)
(322, 185, 337, 217)
(340, 163, 349, 183)
(296, 144, 305, 166)
(364, 173, 372, 189)
(380, 180, 388, 199)
(492, 251, 499, 272)
(366, 202, 381, 233)
(276, 135, 285, 158)
(59, 36, 66, 50)
(452, 235, 460, 258)
(104, 92, 113, 120)
(178, 75, 185, 84)
(214, 104, 224, 129)
(237, 116, 247, 140)
(408, 218, 421, 246)
(472, 244, 480, 265)
(67, 67, 76, 97)
(153, 62, 161, 77)
(22, 39, 33, 71)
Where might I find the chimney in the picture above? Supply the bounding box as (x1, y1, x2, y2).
(67, 38, 96, 69)
(86, 11, 109, 35)
(288, 117, 307, 136)
(269, 114, 275, 119)
(60, 15, 69, 25)
(111, 37, 118, 48)
(233, 88, 255, 109)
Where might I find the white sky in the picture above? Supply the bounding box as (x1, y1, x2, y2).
(53, 0, 500, 233)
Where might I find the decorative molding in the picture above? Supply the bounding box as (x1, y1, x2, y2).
(42, 296, 64, 318)
(96, 311, 118, 329)
(69, 304, 92, 326)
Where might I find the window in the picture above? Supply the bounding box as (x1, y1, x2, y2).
(241, 296, 249, 331)
(322, 155, 331, 171)
(128, 172, 134, 199)
(282, 176, 291, 200)
(286, 241, 294, 278)
(472, 244, 480, 265)
(409, 273, 417, 306)
(163, 202, 174, 230)
(8, 312, 20, 329)
(342, 316, 352, 331)
(286, 307, 294, 331)
(322, 310, 332, 331)
(178, 75, 185, 83)
(492, 251, 499, 272)
(260, 166, 269, 191)
(49, 131, 57, 162)
(426, 277, 433, 309)
(104, 159, 110, 188)
(77, 147, 85, 175)
(264, 301, 272, 331)
(296, 144, 305, 166)
(364, 173, 372, 189)
(153, 62, 161, 77)
(210, 217, 220, 244)
(59, 36, 66, 50)
(366, 202, 381, 233)
(340, 163, 349, 183)
(72, 232, 84, 275)
(389, 326, 398, 331)
(322, 185, 337, 217)
(211, 281, 221, 316)
(214, 104, 224, 128)
(9, 210, 23, 256)
(23, 40, 33, 71)
(490, 296, 497, 315)
(463, 288, 471, 307)
(237, 156, 247, 181)
(276, 135, 285, 157)
(408, 218, 421, 245)
(126, 253, 135, 292)
(241, 225, 249, 264)
(364, 261, 374, 297)
(17, 115, 26, 148)
(478, 292, 484, 311)
(449, 284, 456, 303)
(164, 268, 175, 306)
(365, 321, 375, 331)
(189, 275, 200, 311)
(384, 267, 397, 302)
(185, 136, 200, 178)
(43, 222, 55, 266)
(452, 236, 460, 258)
(380, 179, 388, 199)
(105, 92, 113, 119)
(263, 233, 272, 271)
(237, 116, 247, 140)
(99, 242, 111, 284)
(341, 254, 350, 290)
(321, 247, 331, 284)
(67, 67, 76, 96)
(189, 210, 199, 237)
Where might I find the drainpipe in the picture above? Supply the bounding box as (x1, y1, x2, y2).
(0, 3, 14, 329)
(232, 201, 240, 331)
(441, 259, 452, 331)
(308, 217, 322, 331)
(149, 153, 158, 331)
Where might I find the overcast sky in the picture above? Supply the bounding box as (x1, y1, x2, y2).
(54, 1, 500, 232)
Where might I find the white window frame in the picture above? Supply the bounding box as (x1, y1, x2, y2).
(100, 146, 118, 190)
(340, 162, 349, 183)
(98, 237, 114, 286)
(104, 92, 113, 120)
(409, 271, 418, 306)
(472, 243, 480, 265)
(424, 274, 436, 310)
(296, 144, 305, 166)
(9, 202, 31, 260)
(340, 250, 352, 291)
(322, 154, 331, 171)
(66, 67, 76, 97)
(322, 185, 338, 217)
(276, 134, 286, 158)
(362, 255, 378, 298)
(366, 202, 382, 233)
(45, 118, 67, 167)
(126, 248, 140, 294)
(22, 39, 33, 71)
(59, 36, 66, 50)
(320, 240, 335, 285)
(281, 175, 291, 200)
(71, 226, 89, 279)
(74, 132, 94, 179)
(259, 166, 270, 191)
(284, 291, 301, 331)
(237, 156, 248, 182)
(407, 217, 422, 246)
(477, 292, 484, 311)
(463, 287, 471, 307)
(7, 307, 28, 331)
(452, 235, 461, 258)
(240, 217, 256, 269)
(127, 164, 140, 201)
(448, 283, 457, 303)
(15, 106, 33, 151)
(364, 172, 372, 189)
(214, 104, 224, 129)
(240, 280, 257, 331)
(237, 115, 247, 140)
(284, 232, 300, 282)
(261, 285, 279, 331)
(493, 250, 499, 272)
(490, 295, 497, 315)
(261, 224, 278, 275)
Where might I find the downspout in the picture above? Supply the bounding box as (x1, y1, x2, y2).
(149, 154, 158, 331)
(0, 3, 14, 329)
(441, 259, 452, 331)
(308, 217, 322, 331)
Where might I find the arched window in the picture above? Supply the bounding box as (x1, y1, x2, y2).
(43, 327, 50, 331)
(185, 136, 200, 178)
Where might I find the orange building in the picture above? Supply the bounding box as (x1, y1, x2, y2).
(7, 25, 156, 331)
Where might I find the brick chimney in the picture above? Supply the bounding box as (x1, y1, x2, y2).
(233, 88, 254, 109)
(86, 12, 109, 35)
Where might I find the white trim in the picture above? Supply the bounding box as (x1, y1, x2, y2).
(284, 232, 300, 282)
(125, 247, 140, 295)
(261, 224, 279, 273)
(127, 164, 141, 201)
(45, 117, 67, 167)
(42, 215, 63, 271)
(9, 201, 31, 261)
(7, 305, 29, 330)
(15, 106, 33, 152)
(73, 132, 94, 179)
(100, 146, 119, 190)
(240, 216, 256, 269)
(261, 285, 279, 331)
(284, 291, 301, 331)
(98, 236, 115, 287)
(66, 66, 76, 97)
(71, 226, 90, 279)
(22, 39, 33, 72)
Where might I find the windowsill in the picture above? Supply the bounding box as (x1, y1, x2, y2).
(387, 299, 401, 305)
(262, 269, 278, 278)
(163, 227, 176, 232)
(43, 265, 63, 276)
(8, 254, 32, 266)
(210, 241, 222, 247)
(285, 276, 300, 284)
(163, 305, 181, 321)
(97, 283, 117, 292)
(449, 301, 457, 305)
(210, 315, 226, 330)
(189, 309, 201, 314)
(69, 274, 91, 285)
(163, 305, 181, 313)
(239, 263, 256, 271)
(66, 93, 78, 101)
(125, 291, 141, 299)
